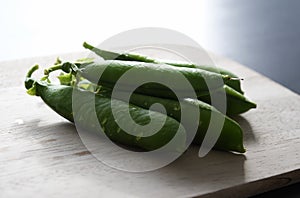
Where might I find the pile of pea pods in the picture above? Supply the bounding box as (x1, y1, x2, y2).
(25, 43, 256, 153)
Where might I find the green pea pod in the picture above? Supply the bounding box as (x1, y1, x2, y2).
(83, 42, 243, 93)
(68, 60, 232, 99)
(100, 88, 245, 153)
(72, 60, 255, 115)
(198, 85, 257, 115)
(167, 62, 243, 94)
(46, 59, 255, 116)
(25, 66, 186, 151)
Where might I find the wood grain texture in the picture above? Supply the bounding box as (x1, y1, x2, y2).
(0, 52, 299, 198)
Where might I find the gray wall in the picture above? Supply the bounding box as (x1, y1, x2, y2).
(202, 0, 300, 94)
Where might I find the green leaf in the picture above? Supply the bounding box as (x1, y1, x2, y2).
(57, 72, 73, 85)
(41, 75, 50, 82)
(54, 57, 62, 65)
(26, 83, 37, 96)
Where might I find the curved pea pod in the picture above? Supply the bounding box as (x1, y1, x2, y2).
(83, 42, 243, 94)
(198, 85, 256, 115)
(69, 60, 232, 99)
(25, 67, 186, 151)
(101, 89, 245, 153)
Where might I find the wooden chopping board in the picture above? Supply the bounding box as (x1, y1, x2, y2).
(0, 52, 299, 198)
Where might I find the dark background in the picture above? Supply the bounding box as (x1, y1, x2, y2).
(202, 0, 300, 197)
(203, 0, 300, 94)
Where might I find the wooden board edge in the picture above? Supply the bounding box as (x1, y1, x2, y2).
(196, 169, 300, 198)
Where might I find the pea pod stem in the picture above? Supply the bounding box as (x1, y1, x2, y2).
(44, 64, 63, 75)
(44, 56, 95, 76)
(26, 64, 39, 78)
